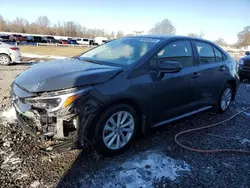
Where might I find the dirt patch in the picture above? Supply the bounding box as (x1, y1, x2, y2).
(20, 46, 89, 57)
(21, 57, 51, 63)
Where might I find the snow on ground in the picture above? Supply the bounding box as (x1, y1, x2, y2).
(241, 139, 250, 145)
(83, 151, 191, 188)
(0, 107, 17, 123)
(245, 112, 250, 117)
(22, 53, 67, 59)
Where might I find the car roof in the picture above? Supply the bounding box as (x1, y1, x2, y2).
(126, 35, 212, 43)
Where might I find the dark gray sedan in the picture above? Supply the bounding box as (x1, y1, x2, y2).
(11, 35, 239, 155)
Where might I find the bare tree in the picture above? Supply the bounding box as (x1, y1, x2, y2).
(237, 26, 250, 47)
(0, 15, 116, 38)
(35, 16, 51, 34)
(110, 31, 115, 39)
(187, 33, 200, 38)
(10, 17, 29, 33)
(214, 38, 227, 46)
(116, 30, 124, 38)
(149, 19, 176, 35)
(36, 16, 50, 28)
(188, 31, 204, 39)
(0, 15, 5, 31)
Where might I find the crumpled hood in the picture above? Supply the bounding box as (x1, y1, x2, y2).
(14, 59, 123, 92)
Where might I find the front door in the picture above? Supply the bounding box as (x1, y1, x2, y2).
(152, 40, 200, 124)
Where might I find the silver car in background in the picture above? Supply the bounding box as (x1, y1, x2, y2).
(0, 42, 22, 65)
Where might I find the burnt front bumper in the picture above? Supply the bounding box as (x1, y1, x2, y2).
(11, 83, 102, 148)
(13, 98, 80, 139)
(14, 103, 42, 137)
(11, 83, 80, 140)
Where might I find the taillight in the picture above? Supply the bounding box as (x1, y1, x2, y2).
(10, 47, 20, 51)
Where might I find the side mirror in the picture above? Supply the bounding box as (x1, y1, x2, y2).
(159, 61, 182, 74)
(245, 51, 250, 56)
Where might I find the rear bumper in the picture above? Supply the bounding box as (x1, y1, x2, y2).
(10, 52, 22, 63)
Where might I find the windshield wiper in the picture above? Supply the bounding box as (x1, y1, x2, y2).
(71, 56, 80, 60)
(80, 58, 102, 64)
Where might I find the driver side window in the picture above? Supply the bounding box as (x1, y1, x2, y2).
(157, 40, 194, 68)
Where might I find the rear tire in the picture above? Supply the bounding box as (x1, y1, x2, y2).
(92, 104, 139, 156)
(0, 54, 11, 65)
(217, 84, 233, 113)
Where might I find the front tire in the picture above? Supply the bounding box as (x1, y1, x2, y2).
(218, 84, 233, 113)
(0, 54, 11, 65)
(92, 104, 138, 156)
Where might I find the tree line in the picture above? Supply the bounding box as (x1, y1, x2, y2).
(0, 15, 124, 38)
(148, 19, 250, 48)
(0, 15, 249, 47)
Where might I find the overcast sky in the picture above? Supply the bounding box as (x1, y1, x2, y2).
(0, 0, 249, 44)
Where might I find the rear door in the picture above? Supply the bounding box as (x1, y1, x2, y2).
(152, 40, 201, 124)
(192, 40, 229, 105)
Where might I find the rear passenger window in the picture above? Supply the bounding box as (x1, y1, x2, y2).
(157, 40, 193, 68)
(214, 47, 223, 62)
(195, 42, 215, 63)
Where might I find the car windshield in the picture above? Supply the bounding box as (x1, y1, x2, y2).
(80, 37, 161, 66)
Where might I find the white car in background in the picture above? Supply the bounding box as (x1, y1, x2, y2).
(77, 38, 90, 45)
(0, 42, 22, 65)
(94, 37, 108, 45)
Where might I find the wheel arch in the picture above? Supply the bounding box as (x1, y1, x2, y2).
(227, 79, 237, 100)
(0, 53, 12, 61)
(86, 97, 146, 141)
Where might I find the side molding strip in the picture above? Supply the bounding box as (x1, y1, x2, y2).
(152, 106, 212, 128)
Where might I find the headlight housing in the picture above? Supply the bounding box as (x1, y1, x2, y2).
(25, 87, 90, 112)
(239, 59, 244, 66)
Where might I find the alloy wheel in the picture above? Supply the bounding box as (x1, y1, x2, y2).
(220, 87, 232, 111)
(103, 111, 135, 150)
(0, 55, 10, 65)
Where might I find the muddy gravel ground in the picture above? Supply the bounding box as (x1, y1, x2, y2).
(0, 60, 250, 188)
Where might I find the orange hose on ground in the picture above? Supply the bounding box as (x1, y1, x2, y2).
(174, 107, 250, 154)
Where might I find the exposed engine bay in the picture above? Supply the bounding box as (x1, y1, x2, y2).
(11, 82, 101, 150)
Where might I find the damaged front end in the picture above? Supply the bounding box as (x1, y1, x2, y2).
(11, 82, 100, 150)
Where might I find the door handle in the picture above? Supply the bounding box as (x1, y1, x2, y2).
(219, 66, 226, 71)
(192, 72, 201, 78)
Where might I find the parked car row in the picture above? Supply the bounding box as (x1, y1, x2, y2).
(25, 36, 79, 44)
(0, 34, 109, 46)
(0, 34, 27, 42)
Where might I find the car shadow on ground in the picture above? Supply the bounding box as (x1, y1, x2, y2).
(9, 62, 40, 66)
(57, 111, 247, 187)
(57, 84, 250, 188)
